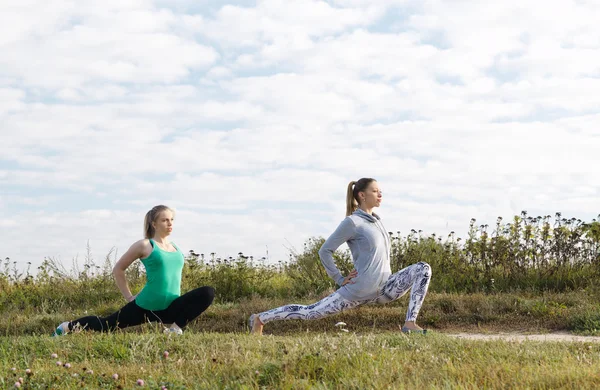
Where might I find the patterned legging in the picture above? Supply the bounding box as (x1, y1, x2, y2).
(258, 262, 431, 324)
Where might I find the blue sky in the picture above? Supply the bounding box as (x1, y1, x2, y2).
(1, 0, 599, 273)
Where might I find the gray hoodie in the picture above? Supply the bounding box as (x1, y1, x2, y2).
(318, 209, 392, 301)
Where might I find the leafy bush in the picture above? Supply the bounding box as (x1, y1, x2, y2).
(1, 211, 600, 314)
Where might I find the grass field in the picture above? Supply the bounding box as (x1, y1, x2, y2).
(4, 291, 600, 337)
(3, 330, 600, 389)
(3, 291, 600, 389)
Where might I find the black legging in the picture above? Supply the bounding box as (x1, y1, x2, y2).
(69, 286, 215, 332)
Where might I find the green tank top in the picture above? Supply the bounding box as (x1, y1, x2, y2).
(135, 239, 185, 311)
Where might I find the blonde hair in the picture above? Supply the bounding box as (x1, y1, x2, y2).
(143, 205, 173, 239)
(346, 178, 376, 216)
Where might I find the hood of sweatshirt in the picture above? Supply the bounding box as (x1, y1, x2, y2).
(353, 208, 380, 223)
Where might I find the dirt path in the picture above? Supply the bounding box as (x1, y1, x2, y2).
(445, 332, 600, 343)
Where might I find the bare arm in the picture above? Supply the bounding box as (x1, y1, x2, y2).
(112, 240, 150, 302)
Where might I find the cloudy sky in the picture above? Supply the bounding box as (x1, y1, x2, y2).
(1, 0, 599, 273)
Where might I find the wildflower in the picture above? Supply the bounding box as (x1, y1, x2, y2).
(137, 379, 145, 386)
(88, 370, 94, 375)
(64, 363, 71, 369)
(112, 373, 119, 380)
(56, 361, 62, 366)
(51, 353, 58, 359)
(25, 369, 32, 376)
(163, 351, 169, 358)
(18, 377, 23, 383)
(14, 382, 21, 388)
(11, 367, 16, 371)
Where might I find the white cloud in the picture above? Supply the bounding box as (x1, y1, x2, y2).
(0, 88, 25, 114)
(199, 0, 385, 47)
(1, 1, 218, 89)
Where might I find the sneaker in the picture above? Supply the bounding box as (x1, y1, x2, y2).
(52, 322, 70, 337)
(401, 326, 427, 334)
(163, 327, 183, 335)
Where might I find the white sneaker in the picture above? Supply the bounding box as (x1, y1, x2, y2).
(163, 327, 183, 335)
(52, 321, 70, 337)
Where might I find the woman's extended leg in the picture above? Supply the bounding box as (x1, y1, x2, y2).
(54, 287, 214, 336)
(251, 291, 361, 335)
(54, 301, 154, 334)
(374, 261, 432, 330)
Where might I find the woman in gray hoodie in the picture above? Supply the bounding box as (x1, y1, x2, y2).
(250, 178, 432, 335)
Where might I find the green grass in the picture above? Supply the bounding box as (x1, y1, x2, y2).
(3, 290, 600, 389)
(3, 291, 600, 388)
(4, 291, 600, 337)
(2, 331, 600, 389)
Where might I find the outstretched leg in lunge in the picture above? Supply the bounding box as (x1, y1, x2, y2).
(250, 291, 361, 335)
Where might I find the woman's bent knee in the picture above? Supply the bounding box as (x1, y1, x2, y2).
(417, 261, 432, 275)
(200, 286, 215, 303)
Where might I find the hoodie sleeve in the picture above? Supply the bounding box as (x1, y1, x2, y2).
(318, 217, 356, 286)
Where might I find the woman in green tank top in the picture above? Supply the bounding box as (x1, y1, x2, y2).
(53, 205, 215, 335)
